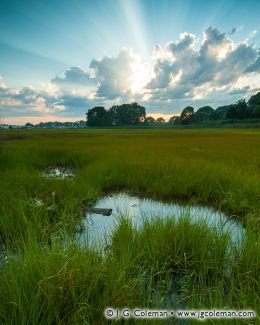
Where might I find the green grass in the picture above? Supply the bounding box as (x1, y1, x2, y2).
(0, 128, 259, 324)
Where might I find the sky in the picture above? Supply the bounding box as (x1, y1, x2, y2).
(0, 0, 259, 124)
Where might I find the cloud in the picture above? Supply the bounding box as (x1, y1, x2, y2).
(1, 26, 260, 122)
(89, 48, 140, 99)
(226, 86, 251, 96)
(145, 27, 259, 105)
(51, 66, 96, 95)
(245, 55, 260, 72)
(249, 30, 257, 38)
(52, 49, 149, 100)
(230, 26, 244, 35)
(0, 81, 111, 119)
(0, 84, 63, 117)
(0, 83, 8, 96)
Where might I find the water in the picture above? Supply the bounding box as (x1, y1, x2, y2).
(0, 244, 7, 269)
(79, 192, 244, 313)
(42, 167, 74, 179)
(1, 191, 245, 313)
(0, 244, 18, 269)
(80, 192, 244, 246)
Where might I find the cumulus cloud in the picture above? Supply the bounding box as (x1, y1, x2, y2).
(0, 84, 63, 117)
(246, 55, 260, 72)
(51, 66, 96, 96)
(27, 27, 260, 111)
(0, 81, 111, 119)
(1, 26, 260, 122)
(90, 48, 144, 99)
(145, 27, 259, 104)
(51, 49, 149, 100)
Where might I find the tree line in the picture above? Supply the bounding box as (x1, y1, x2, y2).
(86, 92, 260, 126)
(86, 103, 146, 126)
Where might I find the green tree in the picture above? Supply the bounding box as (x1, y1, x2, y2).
(109, 105, 120, 126)
(226, 99, 249, 119)
(248, 92, 260, 118)
(87, 106, 108, 126)
(210, 105, 230, 120)
(87, 103, 146, 126)
(144, 116, 155, 125)
(25, 122, 34, 128)
(112, 103, 146, 125)
(194, 106, 214, 121)
(168, 116, 181, 125)
(180, 106, 194, 124)
(155, 117, 165, 124)
(126, 102, 146, 124)
(252, 104, 260, 118)
(248, 92, 260, 108)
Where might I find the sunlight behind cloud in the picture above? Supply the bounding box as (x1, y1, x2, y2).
(130, 54, 150, 94)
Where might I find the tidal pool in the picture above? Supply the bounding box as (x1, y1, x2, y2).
(80, 192, 244, 246)
(42, 167, 74, 179)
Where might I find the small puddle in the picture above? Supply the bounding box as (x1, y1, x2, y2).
(0, 244, 7, 269)
(42, 167, 74, 179)
(80, 192, 244, 246)
(79, 192, 244, 312)
(0, 244, 18, 269)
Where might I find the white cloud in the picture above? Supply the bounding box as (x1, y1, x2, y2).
(89, 48, 149, 99)
(51, 66, 96, 96)
(249, 30, 257, 38)
(1, 26, 260, 122)
(145, 27, 259, 106)
(0, 84, 64, 117)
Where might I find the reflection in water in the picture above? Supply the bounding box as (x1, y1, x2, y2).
(42, 167, 74, 179)
(81, 192, 244, 246)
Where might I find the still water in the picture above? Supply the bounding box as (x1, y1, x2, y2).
(42, 167, 74, 179)
(80, 192, 244, 246)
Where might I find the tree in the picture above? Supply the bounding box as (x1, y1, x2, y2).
(194, 106, 214, 121)
(155, 117, 165, 124)
(144, 116, 155, 125)
(112, 103, 146, 125)
(108, 105, 119, 126)
(248, 92, 260, 108)
(86, 103, 146, 126)
(248, 92, 260, 118)
(87, 106, 108, 126)
(226, 99, 249, 119)
(180, 106, 194, 124)
(252, 104, 260, 118)
(25, 122, 34, 128)
(210, 105, 231, 120)
(168, 116, 181, 125)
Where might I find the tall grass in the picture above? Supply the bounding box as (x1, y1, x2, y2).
(0, 128, 260, 323)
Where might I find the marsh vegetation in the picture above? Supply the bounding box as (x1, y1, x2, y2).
(0, 128, 259, 324)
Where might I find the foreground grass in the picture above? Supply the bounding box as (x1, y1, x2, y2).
(0, 128, 260, 323)
(0, 217, 259, 324)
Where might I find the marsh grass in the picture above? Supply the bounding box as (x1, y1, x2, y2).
(0, 217, 259, 324)
(0, 129, 260, 324)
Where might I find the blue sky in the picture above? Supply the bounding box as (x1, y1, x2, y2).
(0, 0, 259, 123)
